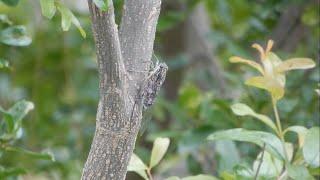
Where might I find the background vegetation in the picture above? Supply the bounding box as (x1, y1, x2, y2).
(0, 0, 319, 179)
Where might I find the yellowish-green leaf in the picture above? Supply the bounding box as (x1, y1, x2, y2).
(127, 153, 148, 171)
(266, 52, 282, 66)
(277, 58, 315, 73)
(229, 56, 264, 74)
(150, 137, 170, 168)
(266, 39, 274, 53)
(284, 126, 308, 148)
(40, 0, 56, 19)
(245, 76, 284, 101)
(262, 52, 282, 77)
(69, 12, 86, 38)
(252, 43, 265, 60)
(56, 3, 72, 31)
(231, 103, 277, 133)
(220, 171, 236, 180)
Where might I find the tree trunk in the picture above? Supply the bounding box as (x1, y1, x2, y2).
(81, 0, 163, 179)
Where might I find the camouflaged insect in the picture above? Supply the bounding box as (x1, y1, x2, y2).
(129, 62, 168, 123)
(141, 62, 168, 110)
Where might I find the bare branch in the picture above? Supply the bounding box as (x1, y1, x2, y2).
(88, 0, 125, 92)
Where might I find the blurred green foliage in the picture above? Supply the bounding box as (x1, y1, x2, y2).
(0, 0, 318, 179)
(0, 3, 55, 178)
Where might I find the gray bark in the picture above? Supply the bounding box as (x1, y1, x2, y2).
(81, 0, 162, 179)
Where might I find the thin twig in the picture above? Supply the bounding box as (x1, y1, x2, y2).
(146, 168, 153, 180)
(254, 143, 266, 180)
(277, 170, 287, 180)
(272, 98, 289, 161)
(272, 99, 283, 137)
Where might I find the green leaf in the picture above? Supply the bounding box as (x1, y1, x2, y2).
(1, 111, 14, 133)
(230, 103, 278, 133)
(135, 170, 149, 180)
(285, 143, 294, 162)
(70, 13, 86, 38)
(0, 59, 9, 68)
(40, 0, 56, 19)
(5, 146, 55, 161)
(0, 166, 26, 179)
(287, 164, 314, 180)
(308, 167, 320, 176)
(165, 175, 219, 180)
(182, 175, 219, 180)
(165, 177, 180, 180)
(127, 153, 149, 180)
(215, 140, 240, 172)
(253, 151, 283, 178)
(303, 127, 320, 167)
(233, 164, 254, 179)
(230, 103, 255, 116)
(56, 2, 86, 38)
(150, 137, 170, 168)
(0, 100, 34, 138)
(0, 0, 19, 6)
(220, 171, 236, 180)
(0, 14, 12, 25)
(7, 100, 34, 131)
(0, 26, 32, 46)
(207, 128, 286, 160)
(93, 0, 109, 11)
(127, 153, 148, 171)
(284, 126, 308, 148)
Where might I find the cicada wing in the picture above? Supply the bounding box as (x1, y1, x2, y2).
(139, 107, 153, 136)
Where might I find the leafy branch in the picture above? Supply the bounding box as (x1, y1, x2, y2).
(208, 40, 318, 179)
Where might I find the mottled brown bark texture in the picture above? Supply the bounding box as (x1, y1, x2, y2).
(81, 0, 162, 179)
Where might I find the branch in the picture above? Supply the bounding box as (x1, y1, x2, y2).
(88, 0, 125, 92)
(254, 143, 266, 180)
(120, 0, 162, 86)
(82, 1, 164, 179)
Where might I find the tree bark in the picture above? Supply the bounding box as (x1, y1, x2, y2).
(81, 0, 162, 179)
